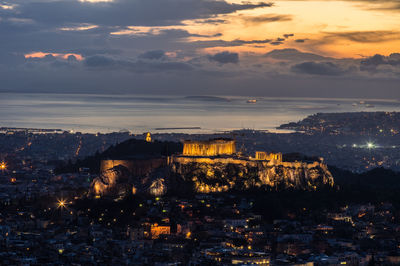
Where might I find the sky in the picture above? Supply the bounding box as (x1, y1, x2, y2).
(0, 0, 400, 98)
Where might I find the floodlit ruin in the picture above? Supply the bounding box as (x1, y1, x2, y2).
(182, 139, 236, 157)
(90, 138, 334, 197)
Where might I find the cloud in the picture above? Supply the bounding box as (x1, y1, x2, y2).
(242, 14, 292, 24)
(323, 30, 400, 43)
(139, 50, 166, 60)
(84, 55, 194, 72)
(15, 0, 273, 27)
(25, 52, 84, 61)
(265, 49, 332, 61)
(188, 38, 273, 49)
(84, 55, 115, 67)
(194, 18, 227, 25)
(291, 61, 347, 76)
(208, 51, 239, 64)
(360, 53, 400, 71)
(282, 0, 400, 12)
(1, 0, 400, 99)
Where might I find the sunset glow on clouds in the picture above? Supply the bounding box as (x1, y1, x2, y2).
(0, 0, 400, 97)
(24, 52, 84, 61)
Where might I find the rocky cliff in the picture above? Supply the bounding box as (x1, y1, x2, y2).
(90, 163, 168, 198)
(90, 156, 334, 197)
(170, 158, 334, 193)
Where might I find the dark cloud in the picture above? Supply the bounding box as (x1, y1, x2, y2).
(84, 55, 193, 72)
(242, 14, 292, 24)
(84, 56, 116, 68)
(265, 49, 332, 61)
(71, 48, 122, 57)
(0, 0, 399, 99)
(197, 19, 227, 25)
(190, 32, 223, 38)
(67, 55, 78, 62)
(139, 50, 166, 60)
(350, 0, 400, 11)
(282, 0, 400, 11)
(14, 0, 273, 27)
(291, 62, 347, 76)
(323, 30, 400, 43)
(390, 53, 400, 60)
(208, 51, 239, 64)
(360, 53, 400, 71)
(188, 38, 272, 48)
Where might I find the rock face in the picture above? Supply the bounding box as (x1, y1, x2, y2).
(90, 163, 169, 197)
(91, 165, 133, 198)
(170, 158, 334, 193)
(90, 156, 334, 198)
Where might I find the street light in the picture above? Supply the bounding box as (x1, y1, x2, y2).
(57, 199, 67, 209)
(0, 162, 6, 170)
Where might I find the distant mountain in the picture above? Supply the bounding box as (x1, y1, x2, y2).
(265, 48, 333, 61)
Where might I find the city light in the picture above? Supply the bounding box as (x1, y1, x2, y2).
(367, 142, 375, 149)
(57, 199, 67, 209)
(0, 161, 6, 170)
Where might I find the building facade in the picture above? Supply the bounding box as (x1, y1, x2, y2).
(182, 139, 236, 157)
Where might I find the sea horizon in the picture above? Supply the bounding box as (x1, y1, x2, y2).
(1, 92, 400, 134)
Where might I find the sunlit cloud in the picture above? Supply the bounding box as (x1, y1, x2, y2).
(110, 26, 181, 36)
(0, 3, 15, 10)
(25, 52, 84, 61)
(60, 24, 99, 31)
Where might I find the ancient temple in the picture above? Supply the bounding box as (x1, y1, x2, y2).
(255, 151, 282, 163)
(182, 139, 236, 157)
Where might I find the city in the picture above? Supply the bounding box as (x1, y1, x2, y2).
(1, 0, 400, 264)
(1, 114, 400, 264)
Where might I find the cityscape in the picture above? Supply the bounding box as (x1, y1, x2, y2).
(1, 113, 400, 264)
(2, 0, 400, 265)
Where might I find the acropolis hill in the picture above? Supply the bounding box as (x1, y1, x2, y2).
(91, 138, 334, 197)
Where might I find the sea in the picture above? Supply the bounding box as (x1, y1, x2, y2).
(1, 93, 400, 134)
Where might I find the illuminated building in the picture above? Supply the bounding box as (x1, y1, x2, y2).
(91, 137, 334, 197)
(182, 138, 236, 156)
(254, 151, 282, 163)
(150, 223, 170, 239)
(145, 132, 152, 142)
